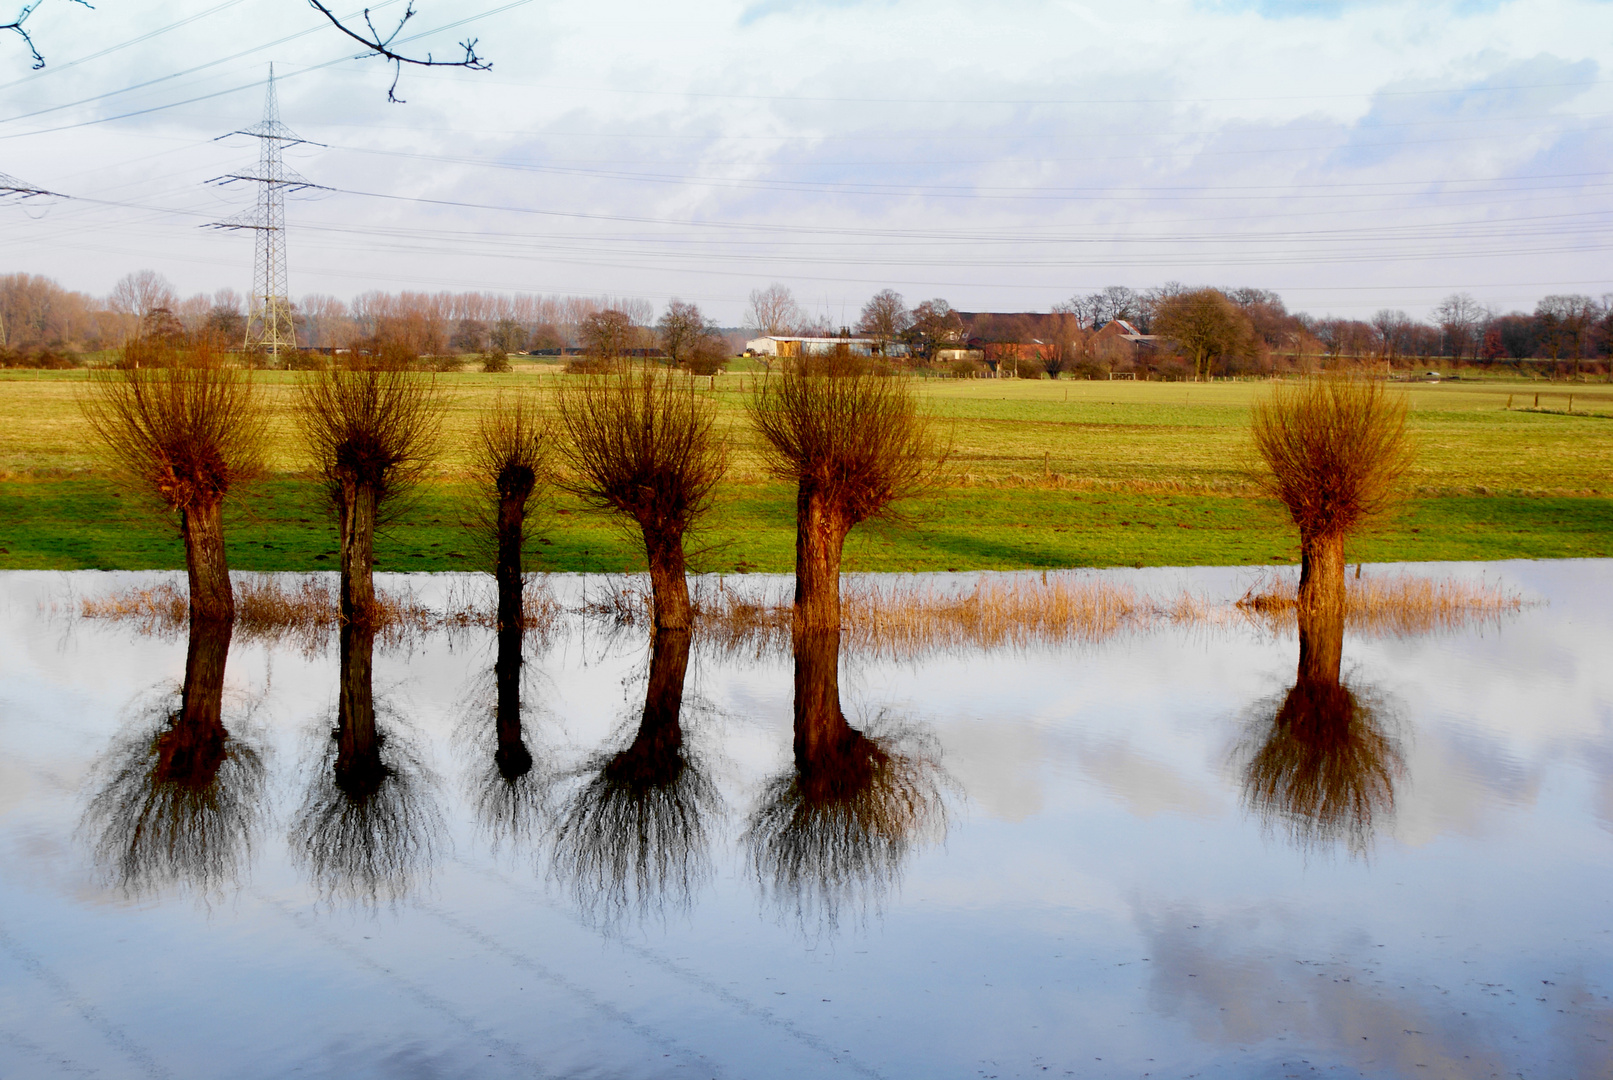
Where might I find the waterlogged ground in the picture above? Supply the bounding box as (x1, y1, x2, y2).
(0, 563, 1609, 1079)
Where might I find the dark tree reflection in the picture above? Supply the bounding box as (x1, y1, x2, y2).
(467, 620, 547, 851)
(551, 628, 722, 924)
(290, 618, 443, 906)
(82, 617, 265, 898)
(1241, 602, 1404, 854)
(744, 629, 946, 934)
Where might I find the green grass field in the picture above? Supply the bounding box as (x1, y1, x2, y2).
(1, 367, 1608, 573)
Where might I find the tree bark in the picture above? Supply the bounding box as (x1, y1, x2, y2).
(493, 620, 531, 779)
(337, 476, 378, 627)
(643, 528, 692, 632)
(792, 628, 852, 767)
(495, 492, 526, 634)
(180, 497, 234, 623)
(794, 485, 852, 635)
(333, 616, 383, 797)
(1297, 531, 1346, 683)
(156, 615, 233, 783)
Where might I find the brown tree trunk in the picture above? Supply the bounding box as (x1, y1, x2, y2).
(792, 628, 852, 767)
(493, 621, 531, 779)
(1297, 531, 1346, 684)
(643, 528, 692, 632)
(495, 492, 526, 634)
(794, 485, 852, 635)
(180, 497, 234, 623)
(156, 615, 233, 783)
(333, 617, 383, 797)
(337, 476, 378, 627)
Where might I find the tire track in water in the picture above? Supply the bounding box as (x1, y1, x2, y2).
(0, 918, 172, 1080)
(0, 1026, 100, 1077)
(254, 892, 561, 1079)
(454, 857, 887, 1080)
(419, 903, 723, 1078)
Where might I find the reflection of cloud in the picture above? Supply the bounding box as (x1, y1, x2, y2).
(1081, 738, 1222, 820)
(1136, 903, 1610, 1077)
(932, 719, 1045, 822)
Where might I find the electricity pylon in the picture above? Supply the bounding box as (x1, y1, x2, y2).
(206, 67, 324, 362)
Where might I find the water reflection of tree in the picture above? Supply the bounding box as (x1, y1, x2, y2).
(550, 628, 723, 924)
(464, 620, 549, 852)
(290, 618, 444, 906)
(1240, 603, 1404, 855)
(82, 617, 265, 898)
(744, 630, 946, 935)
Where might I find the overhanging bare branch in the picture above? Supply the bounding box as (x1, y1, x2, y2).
(306, 0, 490, 103)
(3, 0, 92, 70)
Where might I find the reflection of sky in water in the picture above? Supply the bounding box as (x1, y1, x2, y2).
(0, 563, 1608, 1078)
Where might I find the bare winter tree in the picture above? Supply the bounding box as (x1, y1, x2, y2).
(657, 300, 717, 368)
(109, 270, 178, 323)
(1153, 288, 1260, 380)
(1431, 293, 1486, 363)
(470, 393, 548, 634)
(748, 354, 945, 634)
(556, 363, 726, 632)
(298, 365, 444, 626)
(82, 338, 267, 622)
(747, 283, 802, 336)
(1252, 377, 1413, 624)
(856, 289, 910, 353)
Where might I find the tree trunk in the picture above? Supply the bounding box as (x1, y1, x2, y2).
(333, 617, 383, 797)
(495, 492, 526, 634)
(493, 621, 531, 779)
(794, 485, 852, 634)
(792, 628, 851, 767)
(638, 627, 691, 758)
(180, 497, 233, 623)
(1297, 531, 1346, 683)
(337, 476, 378, 627)
(643, 527, 692, 632)
(156, 615, 233, 783)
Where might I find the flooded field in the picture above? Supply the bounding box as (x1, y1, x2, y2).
(0, 562, 1608, 1079)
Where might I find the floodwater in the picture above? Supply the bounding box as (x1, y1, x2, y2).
(0, 562, 1609, 1079)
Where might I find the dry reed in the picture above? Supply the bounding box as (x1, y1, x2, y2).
(79, 574, 561, 650)
(1236, 571, 1526, 637)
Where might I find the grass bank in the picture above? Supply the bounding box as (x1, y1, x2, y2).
(1, 370, 1608, 572)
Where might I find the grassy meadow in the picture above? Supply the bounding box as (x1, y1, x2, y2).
(1, 363, 1608, 573)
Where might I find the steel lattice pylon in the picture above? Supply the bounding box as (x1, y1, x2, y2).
(206, 67, 325, 362)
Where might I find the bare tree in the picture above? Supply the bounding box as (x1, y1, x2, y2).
(1252, 377, 1413, 623)
(298, 365, 444, 626)
(856, 289, 910, 353)
(109, 270, 178, 322)
(471, 393, 548, 634)
(82, 339, 267, 622)
(657, 299, 720, 369)
(748, 354, 945, 634)
(903, 299, 963, 363)
(1371, 310, 1411, 363)
(579, 308, 643, 366)
(747, 283, 802, 336)
(556, 363, 726, 632)
(1431, 293, 1486, 363)
(1153, 288, 1260, 380)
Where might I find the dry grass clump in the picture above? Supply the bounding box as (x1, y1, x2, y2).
(79, 574, 561, 649)
(1237, 571, 1526, 637)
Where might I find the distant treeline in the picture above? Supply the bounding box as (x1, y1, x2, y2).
(3, 270, 1609, 379)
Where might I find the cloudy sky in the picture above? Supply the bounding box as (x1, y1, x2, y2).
(1, 0, 1609, 323)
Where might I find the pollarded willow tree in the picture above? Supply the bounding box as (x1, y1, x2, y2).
(297, 364, 443, 626)
(471, 393, 549, 633)
(1251, 376, 1413, 622)
(748, 352, 945, 633)
(555, 362, 725, 632)
(82, 338, 267, 622)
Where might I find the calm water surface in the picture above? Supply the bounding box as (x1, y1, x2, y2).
(0, 562, 1608, 1079)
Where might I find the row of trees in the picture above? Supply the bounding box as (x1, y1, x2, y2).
(18, 266, 1611, 378)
